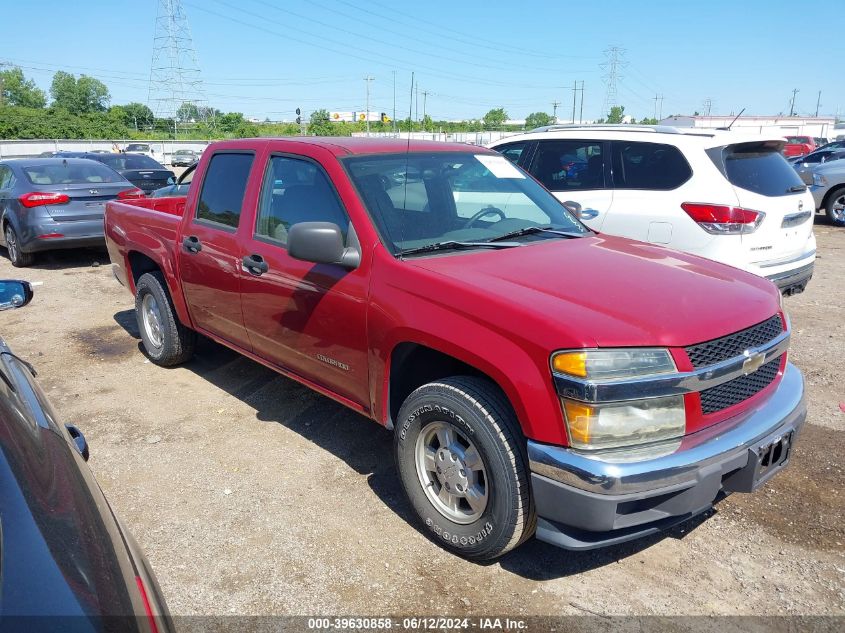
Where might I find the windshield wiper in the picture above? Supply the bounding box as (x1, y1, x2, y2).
(488, 225, 587, 242)
(787, 184, 807, 193)
(397, 240, 521, 257)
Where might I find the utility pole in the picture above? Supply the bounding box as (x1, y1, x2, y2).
(572, 80, 577, 123)
(579, 81, 585, 123)
(789, 88, 799, 116)
(415, 83, 419, 122)
(421, 89, 429, 128)
(392, 70, 397, 135)
(364, 75, 374, 135)
(815, 91, 822, 117)
(0, 61, 6, 107)
(551, 100, 560, 123)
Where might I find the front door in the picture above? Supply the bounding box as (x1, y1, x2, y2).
(239, 152, 370, 408)
(526, 139, 613, 230)
(179, 151, 256, 351)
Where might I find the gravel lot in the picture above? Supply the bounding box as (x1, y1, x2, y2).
(1, 218, 843, 618)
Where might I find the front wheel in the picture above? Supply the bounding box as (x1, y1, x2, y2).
(394, 376, 534, 560)
(825, 186, 845, 226)
(135, 272, 196, 366)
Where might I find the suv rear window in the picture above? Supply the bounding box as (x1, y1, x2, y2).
(23, 161, 123, 185)
(611, 141, 691, 190)
(716, 143, 806, 197)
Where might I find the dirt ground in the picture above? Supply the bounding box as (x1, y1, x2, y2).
(0, 217, 843, 618)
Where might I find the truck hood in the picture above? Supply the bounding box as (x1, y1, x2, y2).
(407, 234, 781, 349)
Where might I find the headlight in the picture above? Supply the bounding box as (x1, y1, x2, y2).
(562, 395, 686, 450)
(813, 173, 828, 187)
(551, 348, 676, 380)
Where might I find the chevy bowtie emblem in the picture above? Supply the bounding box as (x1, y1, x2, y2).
(89, 189, 99, 194)
(742, 351, 766, 374)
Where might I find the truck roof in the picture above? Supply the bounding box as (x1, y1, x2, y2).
(209, 137, 494, 156)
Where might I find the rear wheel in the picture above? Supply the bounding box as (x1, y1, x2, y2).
(135, 272, 196, 366)
(825, 186, 845, 227)
(4, 224, 34, 267)
(394, 376, 534, 560)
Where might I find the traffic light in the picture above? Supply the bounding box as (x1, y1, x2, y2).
(296, 107, 301, 125)
(381, 112, 391, 123)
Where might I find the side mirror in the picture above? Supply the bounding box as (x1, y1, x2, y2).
(562, 200, 583, 217)
(288, 222, 360, 269)
(0, 280, 33, 311)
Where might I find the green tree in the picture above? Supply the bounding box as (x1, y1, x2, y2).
(638, 117, 659, 125)
(0, 67, 46, 108)
(121, 102, 155, 130)
(177, 101, 200, 122)
(50, 72, 109, 114)
(218, 111, 245, 133)
(309, 109, 334, 135)
(524, 111, 552, 129)
(482, 107, 508, 129)
(606, 105, 625, 124)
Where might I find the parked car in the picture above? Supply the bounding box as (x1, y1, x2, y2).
(0, 280, 172, 628)
(813, 137, 828, 148)
(123, 143, 158, 160)
(791, 149, 845, 184)
(490, 126, 816, 295)
(104, 138, 805, 560)
(808, 159, 845, 226)
(782, 136, 816, 158)
(56, 152, 175, 195)
(0, 158, 144, 266)
(170, 149, 198, 167)
(149, 163, 194, 198)
(815, 140, 845, 152)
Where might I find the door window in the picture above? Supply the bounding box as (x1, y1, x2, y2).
(254, 156, 349, 246)
(195, 152, 254, 229)
(611, 141, 691, 190)
(0, 166, 13, 189)
(530, 140, 605, 191)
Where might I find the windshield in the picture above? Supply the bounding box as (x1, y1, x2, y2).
(344, 152, 590, 254)
(94, 154, 163, 170)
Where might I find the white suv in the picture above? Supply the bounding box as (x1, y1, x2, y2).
(489, 126, 816, 294)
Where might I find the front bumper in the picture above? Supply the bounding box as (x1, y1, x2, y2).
(528, 362, 806, 550)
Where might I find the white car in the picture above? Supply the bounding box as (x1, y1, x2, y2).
(489, 125, 816, 294)
(122, 143, 158, 160)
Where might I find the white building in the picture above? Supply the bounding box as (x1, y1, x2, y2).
(660, 115, 837, 139)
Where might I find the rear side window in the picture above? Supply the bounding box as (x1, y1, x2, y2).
(718, 144, 805, 197)
(22, 161, 123, 185)
(0, 166, 14, 189)
(196, 153, 254, 229)
(495, 142, 529, 165)
(611, 141, 691, 190)
(530, 140, 606, 191)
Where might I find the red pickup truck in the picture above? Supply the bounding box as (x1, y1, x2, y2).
(105, 138, 806, 560)
(783, 135, 816, 158)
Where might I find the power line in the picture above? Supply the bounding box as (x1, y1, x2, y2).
(600, 46, 627, 117)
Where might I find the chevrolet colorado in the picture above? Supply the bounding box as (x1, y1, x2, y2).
(105, 138, 806, 560)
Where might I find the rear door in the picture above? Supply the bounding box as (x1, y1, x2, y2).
(717, 142, 814, 267)
(524, 139, 612, 229)
(178, 151, 257, 351)
(238, 149, 370, 408)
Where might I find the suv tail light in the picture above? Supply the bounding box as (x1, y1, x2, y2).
(681, 202, 764, 235)
(135, 576, 161, 633)
(118, 188, 146, 200)
(19, 192, 70, 208)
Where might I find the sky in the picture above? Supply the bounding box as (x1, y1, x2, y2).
(1, 0, 843, 123)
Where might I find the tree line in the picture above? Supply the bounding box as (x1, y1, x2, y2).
(0, 66, 655, 140)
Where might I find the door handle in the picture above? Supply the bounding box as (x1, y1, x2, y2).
(65, 424, 90, 461)
(242, 254, 269, 275)
(182, 235, 202, 253)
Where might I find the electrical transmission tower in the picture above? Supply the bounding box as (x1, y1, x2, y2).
(600, 46, 627, 118)
(148, 0, 211, 134)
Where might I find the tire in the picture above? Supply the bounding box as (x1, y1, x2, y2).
(394, 376, 535, 561)
(134, 272, 196, 366)
(825, 186, 845, 227)
(4, 224, 34, 267)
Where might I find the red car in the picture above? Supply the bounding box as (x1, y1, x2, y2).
(104, 138, 806, 560)
(783, 135, 816, 157)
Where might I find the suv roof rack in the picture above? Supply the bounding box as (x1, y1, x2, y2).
(529, 124, 684, 134)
